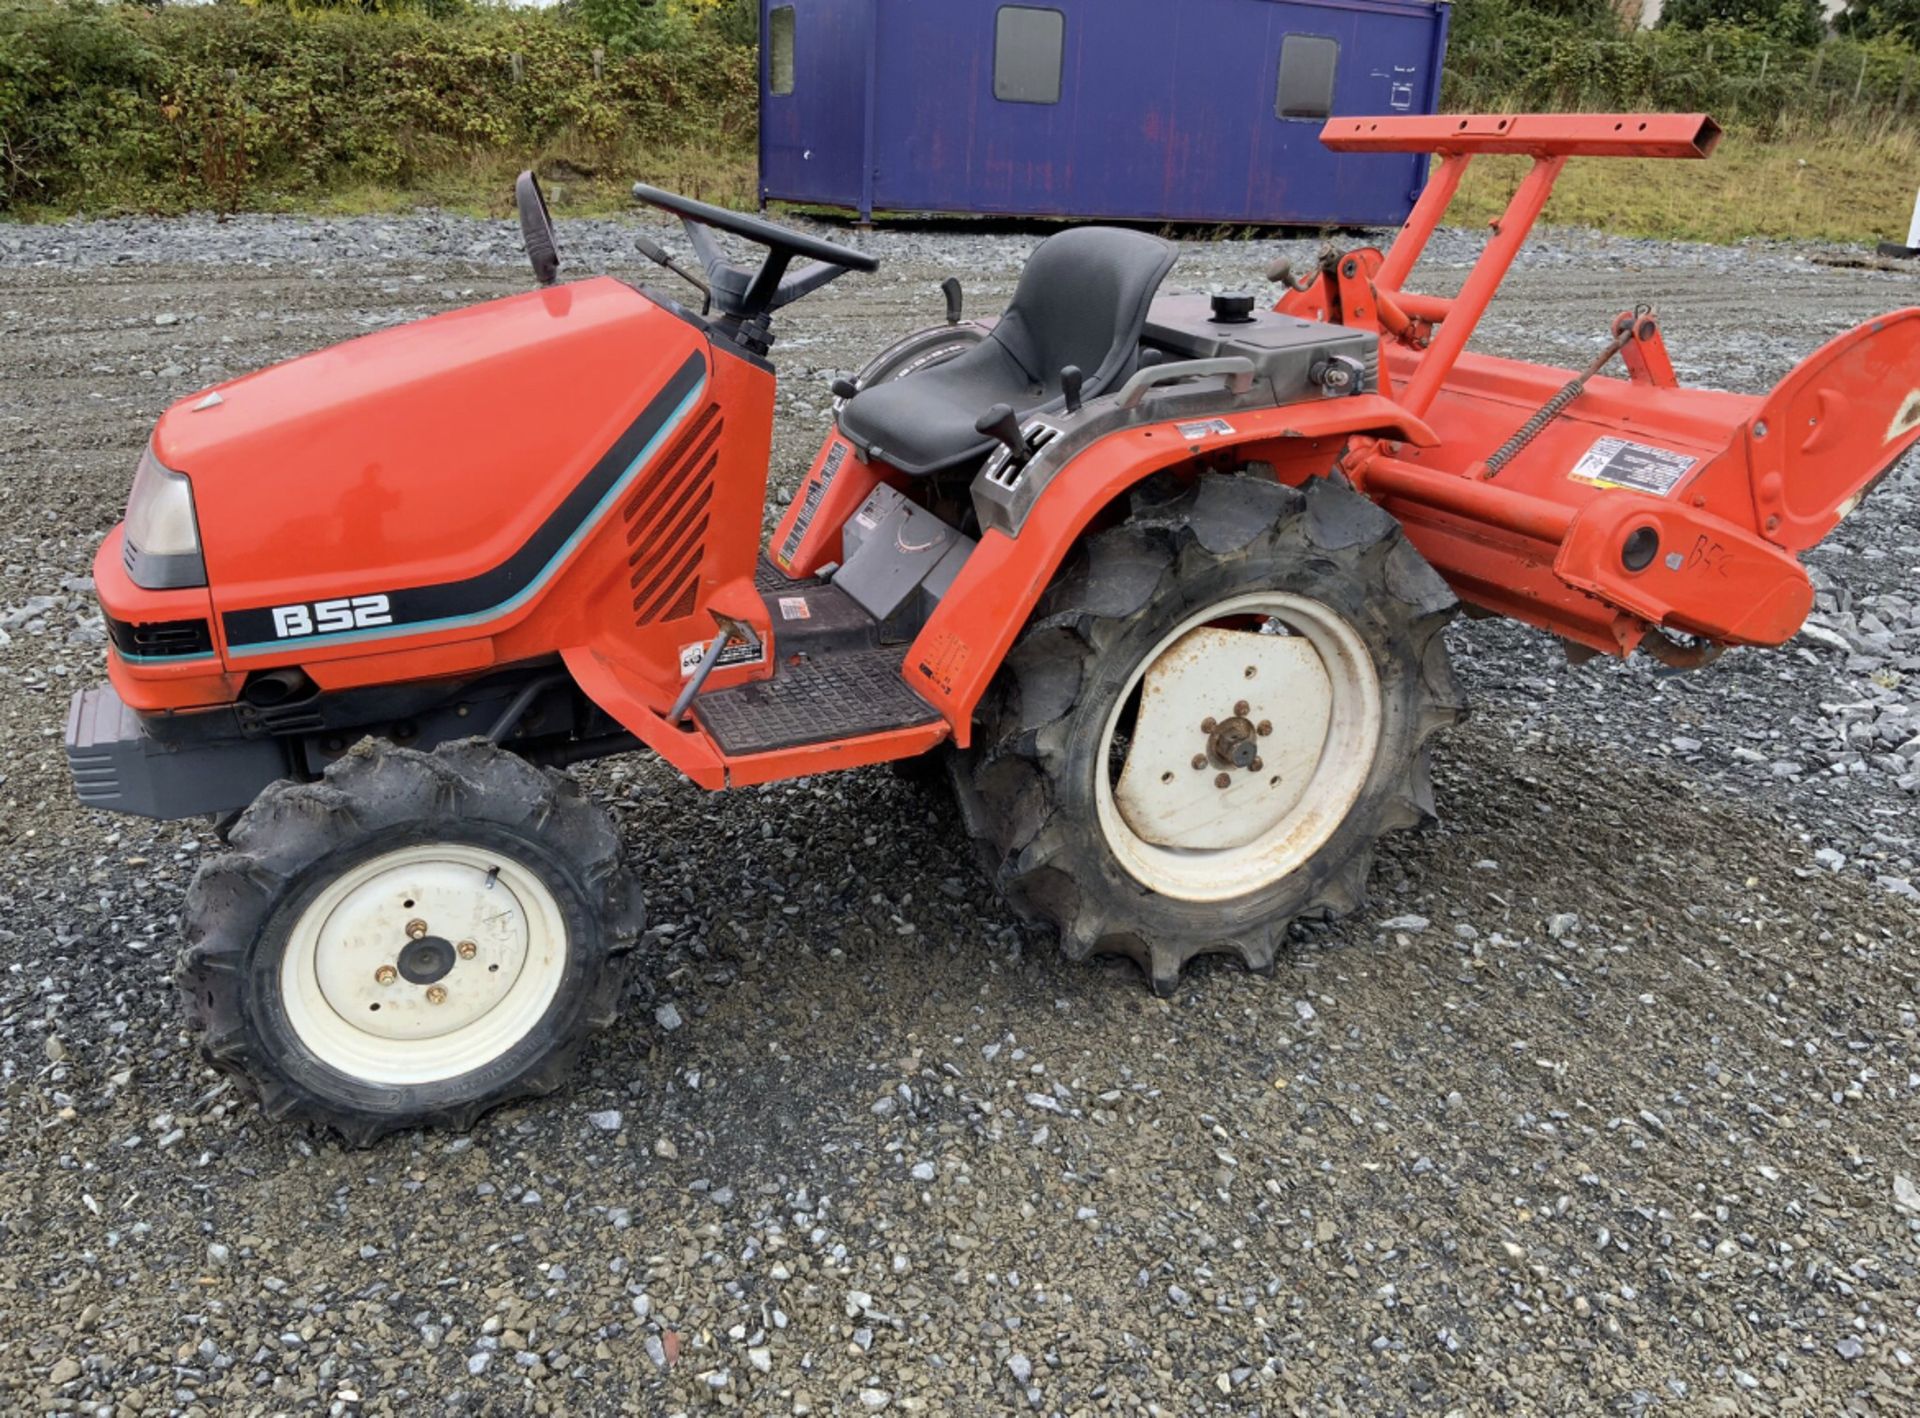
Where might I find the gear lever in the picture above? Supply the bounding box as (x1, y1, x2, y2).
(1060, 365, 1084, 416)
(975, 403, 1030, 464)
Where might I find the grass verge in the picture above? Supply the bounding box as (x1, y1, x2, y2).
(1449, 123, 1919, 246)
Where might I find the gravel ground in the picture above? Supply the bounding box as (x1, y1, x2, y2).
(2, 211, 1919, 1417)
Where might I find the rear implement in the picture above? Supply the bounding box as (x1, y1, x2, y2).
(1284, 112, 1919, 661)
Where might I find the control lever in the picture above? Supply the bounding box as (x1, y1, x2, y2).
(941, 276, 964, 325)
(1265, 257, 1316, 294)
(635, 233, 711, 311)
(1060, 365, 1084, 416)
(975, 403, 1030, 464)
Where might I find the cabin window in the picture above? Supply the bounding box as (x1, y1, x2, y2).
(1275, 34, 1339, 119)
(769, 6, 796, 96)
(994, 7, 1064, 105)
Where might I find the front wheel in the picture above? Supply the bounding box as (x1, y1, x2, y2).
(177, 739, 642, 1144)
(952, 472, 1465, 994)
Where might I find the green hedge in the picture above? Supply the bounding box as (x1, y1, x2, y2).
(6, 0, 1919, 218)
(0, 0, 758, 214)
(1447, 4, 1920, 135)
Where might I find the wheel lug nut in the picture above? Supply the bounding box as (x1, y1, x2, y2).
(1257, 720, 1272, 736)
(1214, 773, 1231, 789)
(1200, 717, 1217, 733)
(1233, 700, 1250, 717)
(1190, 754, 1208, 770)
(426, 985, 448, 1005)
(1250, 756, 1264, 772)
(457, 940, 477, 960)
(374, 965, 398, 986)
(405, 919, 428, 939)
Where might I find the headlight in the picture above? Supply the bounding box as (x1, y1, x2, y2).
(122, 446, 206, 590)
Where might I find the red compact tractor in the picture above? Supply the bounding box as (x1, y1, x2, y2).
(67, 114, 1920, 1140)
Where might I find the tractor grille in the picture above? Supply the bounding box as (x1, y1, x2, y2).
(625, 401, 721, 625)
(106, 614, 214, 659)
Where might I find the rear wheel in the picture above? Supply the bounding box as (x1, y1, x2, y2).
(177, 739, 641, 1144)
(952, 472, 1465, 994)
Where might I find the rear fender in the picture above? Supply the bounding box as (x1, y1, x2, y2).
(1741, 308, 1920, 551)
(905, 396, 1435, 743)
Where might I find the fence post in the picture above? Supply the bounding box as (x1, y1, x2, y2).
(1758, 51, 1769, 82)
(511, 52, 524, 85)
(1854, 52, 1868, 104)
(593, 47, 605, 82)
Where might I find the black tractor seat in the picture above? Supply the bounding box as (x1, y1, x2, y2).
(836, 226, 1178, 476)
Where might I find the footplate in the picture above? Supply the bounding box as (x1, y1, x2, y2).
(692, 647, 939, 755)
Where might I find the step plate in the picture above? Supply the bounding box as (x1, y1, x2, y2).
(693, 647, 940, 756)
(754, 556, 817, 594)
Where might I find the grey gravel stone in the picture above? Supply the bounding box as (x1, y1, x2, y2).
(3, 210, 1917, 1418)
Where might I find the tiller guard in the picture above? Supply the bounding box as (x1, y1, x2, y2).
(1281, 113, 1920, 660)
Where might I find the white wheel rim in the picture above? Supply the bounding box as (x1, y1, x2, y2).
(1094, 591, 1383, 903)
(279, 842, 568, 1086)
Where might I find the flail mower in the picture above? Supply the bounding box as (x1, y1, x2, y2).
(66, 114, 1920, 1141)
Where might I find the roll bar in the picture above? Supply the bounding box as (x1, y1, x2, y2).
(1306, 113, 1724, 417)
(1321, 113, 1723, 160)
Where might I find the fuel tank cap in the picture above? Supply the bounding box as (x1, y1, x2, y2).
(1208, 292, 1257, 324)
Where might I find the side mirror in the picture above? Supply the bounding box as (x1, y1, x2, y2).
(516, 171, 560, 287)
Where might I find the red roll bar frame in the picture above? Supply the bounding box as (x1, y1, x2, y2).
(1311, 113, 1723, 419)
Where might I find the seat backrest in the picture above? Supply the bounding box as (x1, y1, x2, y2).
(991, 227, 1178, 398)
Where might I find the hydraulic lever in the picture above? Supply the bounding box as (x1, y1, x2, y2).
(1061, 365, 1084, 416)
(635, 234, 711, 312)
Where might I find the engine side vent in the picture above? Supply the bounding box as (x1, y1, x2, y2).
(624, 402, 722, 625)
(106, 614, 214, 659)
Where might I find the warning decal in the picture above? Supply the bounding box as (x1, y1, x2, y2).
(777, 440, 848, 567)
(914, 631, 971, 697)
(1176, 417, 1236, 441)
(1568, 437, 1697, 496)
(678, 638, 764, 678)
(777, 596, 811, 621)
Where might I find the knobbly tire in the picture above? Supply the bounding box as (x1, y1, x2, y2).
(952, 472, 1466, 995)
(176, 739, 642, 1145)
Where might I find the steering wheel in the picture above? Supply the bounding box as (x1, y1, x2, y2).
(631, 182, 878, 323)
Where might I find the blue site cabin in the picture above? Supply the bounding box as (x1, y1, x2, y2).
(757, 0, 1451, 226)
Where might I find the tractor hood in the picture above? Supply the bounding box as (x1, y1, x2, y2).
(149, 276, 711, 657)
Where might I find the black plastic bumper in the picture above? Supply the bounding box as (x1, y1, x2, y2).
(66, 684, 287, 819)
